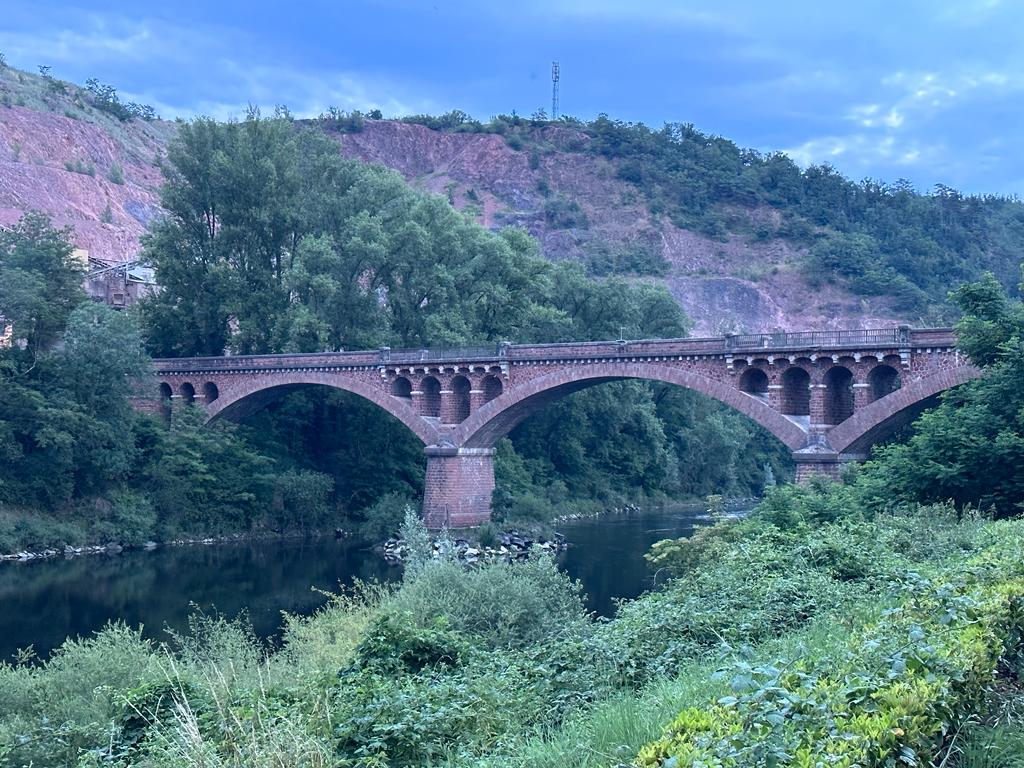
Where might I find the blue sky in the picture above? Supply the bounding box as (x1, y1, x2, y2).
(2, 0, 1022, 195)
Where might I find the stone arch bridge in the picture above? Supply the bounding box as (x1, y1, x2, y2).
(150, 327, 975, 527)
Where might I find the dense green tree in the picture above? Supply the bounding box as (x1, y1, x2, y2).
(853, 267, 1024, 515)
(0, 212, 85, 355)
(141, 114, 311, 356)
(0, 302, 150, 508)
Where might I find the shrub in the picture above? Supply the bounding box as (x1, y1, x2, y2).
(634, 560, 1024, 767)
(317, 106, 365, 132)
(64, 158, 95, 176)
(544, 196, 589, 229)
(0, 624, 164, 765)
(354, 612, 469, 673)
(89, 489, 157, 545)
(107, 162, 124, 185)
(385, 553, 589, 651)
(271, 469, 335, 531)
(83, 78, 155, 121)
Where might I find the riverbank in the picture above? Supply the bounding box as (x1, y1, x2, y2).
(551, 496, 757, 523)
(0, 527, 350, 563)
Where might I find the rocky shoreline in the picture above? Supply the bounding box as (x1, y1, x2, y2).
(0, 529, 346, 563)
(2, 499, 758, 564)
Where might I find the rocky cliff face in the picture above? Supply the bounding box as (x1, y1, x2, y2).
(0, 66, 904, 335)
(332, 121, 903, 334)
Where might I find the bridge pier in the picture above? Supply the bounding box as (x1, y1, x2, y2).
(792, 451, 867, 482)
(422, 445, 496, 529)
(793, 452, 843, 482)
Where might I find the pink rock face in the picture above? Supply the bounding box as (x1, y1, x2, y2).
(0, 104, 168, 262)
(0, 84, 913, 333)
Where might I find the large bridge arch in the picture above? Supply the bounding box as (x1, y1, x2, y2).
(451, 362, 809, 451)
(204, 371, 441, 446)
(827, 365, 980, 455)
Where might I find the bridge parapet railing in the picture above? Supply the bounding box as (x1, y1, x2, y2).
(503, 337, 725, 361)
(153, 350, 380, 372)
(381, 344, 508, 364)
(724, 327, 910, 352)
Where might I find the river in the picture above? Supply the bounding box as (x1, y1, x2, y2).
(0, 504, 717, 660)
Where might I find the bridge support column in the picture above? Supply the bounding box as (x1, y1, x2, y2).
(809, 383, 827, 427)
(422, 446, 495, 529)
(438, 388, 456, 424)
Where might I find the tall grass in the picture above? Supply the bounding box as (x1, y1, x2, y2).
(956, 727, 1024, 768)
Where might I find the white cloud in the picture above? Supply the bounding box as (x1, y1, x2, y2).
(0, 12, 437, 121)
(784, 134, 940, 170)
(847, 103, 904, 129)
(937, 0, 1006, 24)
(0, 14, 211, 67)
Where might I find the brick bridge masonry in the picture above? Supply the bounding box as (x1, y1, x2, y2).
(149, 327, 976, 528)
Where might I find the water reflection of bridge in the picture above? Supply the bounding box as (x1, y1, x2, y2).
(150, 327, 975, 527)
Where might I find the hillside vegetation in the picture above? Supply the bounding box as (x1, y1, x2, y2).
(3, 61, 1024, 332)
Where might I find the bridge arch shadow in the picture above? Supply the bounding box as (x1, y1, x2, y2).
(205, 372, 440, 447)
(452, 363, 810, 451)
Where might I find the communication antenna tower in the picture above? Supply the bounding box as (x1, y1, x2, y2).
(551, 61, 560, 120)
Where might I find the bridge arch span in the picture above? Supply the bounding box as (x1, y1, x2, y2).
(827, 365, 979, 455)
(204, 371, 441, 446)
(451, 362, 809, 451)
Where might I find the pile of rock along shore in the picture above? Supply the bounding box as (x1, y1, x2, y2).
(382, 530, 567, 564)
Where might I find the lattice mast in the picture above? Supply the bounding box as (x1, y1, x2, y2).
(551, 61, 560, 120)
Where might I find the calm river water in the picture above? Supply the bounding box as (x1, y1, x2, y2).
(0, 504, 715, 660)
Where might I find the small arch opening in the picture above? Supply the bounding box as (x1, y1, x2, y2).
(420, 376, 441, 418)
(823, 366, 854, 425)
(868, 364, 900, 401)
(179, 382, 195, 404)
(158, 382, 173, 421)
(203, 382, 219, 403)
(482, 375, 503, 403)
(392, 376, 412, 399)
(451, 375, 471, 422)
(781, 366, 810, 416)
(739, 367, 769, 398)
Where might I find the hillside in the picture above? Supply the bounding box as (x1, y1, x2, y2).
(2, 63, 1022, 335)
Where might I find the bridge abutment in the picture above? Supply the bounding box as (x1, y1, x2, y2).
(422, 445, 496, 529)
